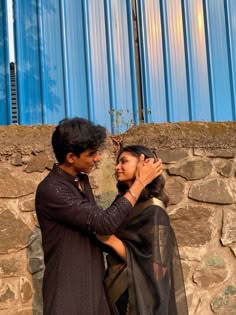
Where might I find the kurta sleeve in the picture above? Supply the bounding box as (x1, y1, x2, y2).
(36, 178, 132, 235)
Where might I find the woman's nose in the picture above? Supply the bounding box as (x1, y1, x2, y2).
(94, 152, 101, 161)
(115, 163, 120, 170)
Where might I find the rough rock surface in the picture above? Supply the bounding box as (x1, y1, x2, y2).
(0, 122, 235, 315)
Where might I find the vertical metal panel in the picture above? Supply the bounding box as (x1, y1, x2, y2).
(204, 0, 233, 121)
(38, 0, 66, 123)
(14, 0, 42, 124)
(136, 0, 236, 124)
(60, 0, 89, 120)
(137, 0, 189, 123)
(13, 0, 139, 132)
(82, 0, 139, 133)
(182, 0, 211, 120)
(14, 0, 67, 124)
(136, 0, 167, 123)
(82, 0, 111, 128)
(161, 0, 189, 122)
(105, 0, 139, 133)
(225, 0, 236, 119)
(0, 0, 11, 125)
(107, 0, 139, 132)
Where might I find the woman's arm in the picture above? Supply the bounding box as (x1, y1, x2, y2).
(96, 234, 127, 261)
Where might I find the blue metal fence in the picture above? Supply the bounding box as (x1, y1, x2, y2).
(137, 0, 236, 123)
(0, 0, 236, 132)
(12, 0, 139, 133)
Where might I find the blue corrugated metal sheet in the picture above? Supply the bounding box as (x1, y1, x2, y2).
(226, 0, 236, 119)
(14, 0, 43, 124)
(80, 0, 139, 133)
(182, 0, 211, 120)
(204, 0, 233, 120)
(0, 0, 11, 125)
(2, 0, 236, 131)
(13, 0, 139, 133)
(136, 0, 168, 123)
(137, 0, 236, 123)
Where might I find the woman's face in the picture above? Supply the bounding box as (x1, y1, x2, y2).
(115, 151, 138, 187)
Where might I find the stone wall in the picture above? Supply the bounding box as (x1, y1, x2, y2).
(0, 122, 235, 315)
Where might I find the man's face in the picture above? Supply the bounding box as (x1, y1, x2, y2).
(73, 149, 101, 174)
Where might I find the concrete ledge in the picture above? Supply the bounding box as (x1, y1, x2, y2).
(122, 122, 236, 149)
(0, 122, 236, 157)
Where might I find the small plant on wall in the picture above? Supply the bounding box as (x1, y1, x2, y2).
(109, 108, 135, 135)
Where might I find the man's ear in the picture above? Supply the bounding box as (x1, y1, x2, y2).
(65, 152, 74, 164)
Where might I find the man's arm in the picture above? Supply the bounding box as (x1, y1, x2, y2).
(36, 181, 132, 235)
(96, 234, 127, 261)
(36, 156, 162, 235)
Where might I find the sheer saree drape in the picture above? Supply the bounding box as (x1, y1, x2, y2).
(104, 198, 188, 315)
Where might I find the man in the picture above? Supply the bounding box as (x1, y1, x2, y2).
(35, 117, 162, 315)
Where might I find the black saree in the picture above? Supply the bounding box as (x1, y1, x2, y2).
(104, 198, 189, 315)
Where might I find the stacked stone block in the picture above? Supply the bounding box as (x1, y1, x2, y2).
(0, 122, 235, 315)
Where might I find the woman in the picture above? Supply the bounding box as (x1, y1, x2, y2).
(97, 145, 188, 315)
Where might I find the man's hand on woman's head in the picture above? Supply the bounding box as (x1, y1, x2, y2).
(135, 154, 162, 187)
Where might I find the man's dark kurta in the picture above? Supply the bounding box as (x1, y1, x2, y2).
(35, 164, 132, 315)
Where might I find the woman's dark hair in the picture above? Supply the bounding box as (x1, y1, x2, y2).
(52, 117, 107, 164)
(116, 145, 169, 207)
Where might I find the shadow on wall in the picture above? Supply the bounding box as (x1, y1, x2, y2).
(27, 227, 44, 314)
